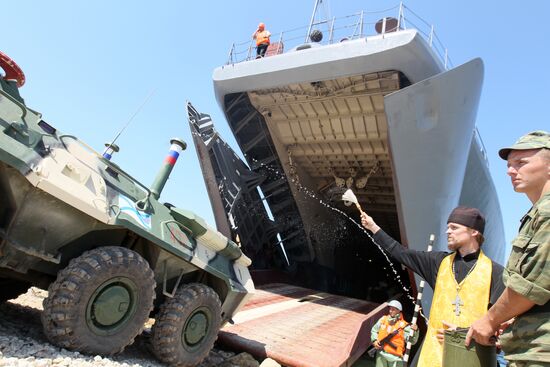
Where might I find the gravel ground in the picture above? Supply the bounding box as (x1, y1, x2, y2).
(0, 288, 264, 367)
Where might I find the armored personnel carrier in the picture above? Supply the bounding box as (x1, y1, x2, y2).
(0, 51, 254, 366)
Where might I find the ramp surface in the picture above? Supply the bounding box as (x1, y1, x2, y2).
(219, 283, 386, 367)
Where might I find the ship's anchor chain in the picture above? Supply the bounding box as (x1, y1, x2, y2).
(287, 148, 300, 187)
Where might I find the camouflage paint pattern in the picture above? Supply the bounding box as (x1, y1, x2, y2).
(500, 192, 550, 363)
(498, 130, 550, 160)
(0, 77, 254, 324)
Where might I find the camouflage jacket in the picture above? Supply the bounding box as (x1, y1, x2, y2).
(501, 192, 550, 362)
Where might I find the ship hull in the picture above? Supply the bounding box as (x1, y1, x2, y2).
(197, 28, 505, 305)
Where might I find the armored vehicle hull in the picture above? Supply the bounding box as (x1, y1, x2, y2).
(0, 51, 253, 366)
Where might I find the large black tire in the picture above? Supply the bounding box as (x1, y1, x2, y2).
(151, 283, 222, 367)
(0, 278, 31, 303)
(41, 246, 156, 355)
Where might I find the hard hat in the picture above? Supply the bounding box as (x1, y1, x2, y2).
(388, 300, 402, 311)
(258, 22, 265, 29)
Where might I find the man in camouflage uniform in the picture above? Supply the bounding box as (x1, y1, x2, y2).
(467, 131, 550, 366)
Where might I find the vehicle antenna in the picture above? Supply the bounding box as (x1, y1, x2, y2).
(103, 89, 156, 155)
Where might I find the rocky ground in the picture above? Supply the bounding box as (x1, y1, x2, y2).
(0, 288, 278, 367)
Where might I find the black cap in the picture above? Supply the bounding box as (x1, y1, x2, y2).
(447, 206, 485, 234)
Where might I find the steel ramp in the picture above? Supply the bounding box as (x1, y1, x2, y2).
(218, 283, 387, 367)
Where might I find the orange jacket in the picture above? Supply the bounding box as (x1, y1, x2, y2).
(255, 30, 271, 46)
(378, 315, 407, 357)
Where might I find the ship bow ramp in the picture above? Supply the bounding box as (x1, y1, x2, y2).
(204, 30, 504, 314)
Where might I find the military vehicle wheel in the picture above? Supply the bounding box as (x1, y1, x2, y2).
(0, 278, 31, 302)
(41, 246, 156, 355)
(151, 283, 222, 366)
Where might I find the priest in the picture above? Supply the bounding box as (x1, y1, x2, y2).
(361, 206, 505, 367)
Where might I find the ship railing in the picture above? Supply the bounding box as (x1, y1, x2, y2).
(474, 127, 490, 166)
(226, 2, 453, 70)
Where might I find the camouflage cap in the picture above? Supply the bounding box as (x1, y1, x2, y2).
(498, 130, 550, 160)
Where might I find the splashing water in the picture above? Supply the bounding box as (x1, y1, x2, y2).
(246, 155, 429, 321)
(187, 131, 428, 321)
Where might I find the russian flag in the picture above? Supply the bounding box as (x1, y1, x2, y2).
(164, 150, 179, 165)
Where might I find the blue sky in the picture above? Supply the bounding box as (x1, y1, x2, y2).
(3, 1, 549, 258)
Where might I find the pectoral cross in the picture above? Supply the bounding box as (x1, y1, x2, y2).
(452, 294, 463, 316)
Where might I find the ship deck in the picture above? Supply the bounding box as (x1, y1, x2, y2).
(218, 283, 387, 367)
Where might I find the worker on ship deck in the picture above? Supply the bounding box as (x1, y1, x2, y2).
(370, 300, 419, 367)
(361, 206, 505, 367)
(252, 22, 271, 58)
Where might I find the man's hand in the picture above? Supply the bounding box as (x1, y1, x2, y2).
(373, 340, 382, 349)
(465, 315, 499, 346)
(498, 318, 515, 335)
(436, 321, 456, 344)
(361, 212, 380, 233)
(466, 288, 534, 347)
(411, 324, 418, 331)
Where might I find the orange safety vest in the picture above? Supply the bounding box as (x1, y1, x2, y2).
(255, 30, 270, 46)
(378, 314, 407, 357)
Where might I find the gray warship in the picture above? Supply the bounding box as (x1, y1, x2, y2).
(189, 2, 506, 310)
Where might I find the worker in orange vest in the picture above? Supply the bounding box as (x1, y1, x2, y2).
(252, 22, 271, 58)
(370, 300, 419, 367)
